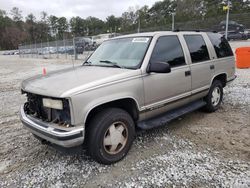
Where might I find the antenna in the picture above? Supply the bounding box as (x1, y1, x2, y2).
(73, 37, 76, 68)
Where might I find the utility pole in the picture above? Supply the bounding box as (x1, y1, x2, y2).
(225, 0, 230, 40)
(172, 12, 176, 31)
(72, 35, 76, 66)
(137, 14, 140, 33)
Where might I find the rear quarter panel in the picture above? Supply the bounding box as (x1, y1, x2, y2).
(213, 56, 235, 82)
(204, 33, 236, 84)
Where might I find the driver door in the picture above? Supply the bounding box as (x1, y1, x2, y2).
(142, 35, 192, 119)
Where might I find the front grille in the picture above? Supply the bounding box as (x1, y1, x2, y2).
(23, 92, 72, 127)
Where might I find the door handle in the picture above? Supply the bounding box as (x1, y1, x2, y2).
(185, 70, 191, 77)
(210, 65, 215, 70)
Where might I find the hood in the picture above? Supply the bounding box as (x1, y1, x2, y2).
(22, 65, 140, 98)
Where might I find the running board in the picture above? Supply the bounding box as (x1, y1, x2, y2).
(137, 100, 206, 130)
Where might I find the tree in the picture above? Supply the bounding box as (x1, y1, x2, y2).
(37, 11, 49, 41)
(136, 6, 150, 29)
(57, 17, 68, 39)
(2, 27, 27, 49)
(49, 15, 58, 37)
(149, 0, 173, 26)
(70, 16, 86, 36)
(121, 7, 137, 32)
(1, 1, 250, 50)
(0, 9, 7, 17)
(106, 15, 121, 33)
(0, 10, 14, 50)
(41, 11, 48, 22)
(25, 13, 37, 42)
(10, 7, 22, 22)
(85, 16, 105, 35)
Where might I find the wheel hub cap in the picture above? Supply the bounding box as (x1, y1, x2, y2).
(211, 87, 221, 106)
(103, 122, 128, 155)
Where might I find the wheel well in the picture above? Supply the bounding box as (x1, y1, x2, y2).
(213, 74, 227, 87)
(84, 98, 139, 140)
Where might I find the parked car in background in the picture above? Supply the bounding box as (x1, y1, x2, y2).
(244, 29, 250, 39)
(219, 20, 245, 32)
(75, 37, 94, 54)
(57, 46, 74, 54)
(3, 50, 17, 55)
(219, 31, 248, 41)
(3, 51, 10, 55)
(14, 51, 19, 55)
(42, 47, 57, 54)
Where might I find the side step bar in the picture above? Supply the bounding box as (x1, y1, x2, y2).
(137, 100, 206, 130)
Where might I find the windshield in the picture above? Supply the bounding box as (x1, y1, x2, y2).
(86, 37, 151, 69)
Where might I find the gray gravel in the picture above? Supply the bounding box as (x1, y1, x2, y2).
(0, 55, 249, 188)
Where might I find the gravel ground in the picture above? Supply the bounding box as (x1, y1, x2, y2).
(0, 50, 249, 187)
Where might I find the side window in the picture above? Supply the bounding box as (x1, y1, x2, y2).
(150, 36, 186, 68)
(184, 35, 210, 63)
(207, 33, 233, 58)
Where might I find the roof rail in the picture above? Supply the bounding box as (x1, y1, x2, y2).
(173, 29, 217, 33)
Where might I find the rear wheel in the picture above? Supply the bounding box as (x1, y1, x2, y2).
(204, 80, 223, 112)
(87, 108, 135, 164)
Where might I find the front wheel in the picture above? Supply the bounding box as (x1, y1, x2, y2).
(203, 80, 223, 112)
(87, 108, 135, 164)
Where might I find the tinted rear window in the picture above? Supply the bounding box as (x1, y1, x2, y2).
(184, 35, 210, 63)
(207, 33, 233, 58)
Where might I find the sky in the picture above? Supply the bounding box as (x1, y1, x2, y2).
(0, 0, 158, 20)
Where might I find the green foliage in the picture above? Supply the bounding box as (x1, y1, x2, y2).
(49, 15, 58, 36)
(10, 7, 22, 22)
(0, 1, 250, 50)
(57, 17, 68, 39)
(106, 15, 121, 32)
(85, 16, 105, 35)
(70, 16, 86, 36)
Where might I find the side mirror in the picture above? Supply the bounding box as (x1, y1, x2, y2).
(147, 62, 171, 73)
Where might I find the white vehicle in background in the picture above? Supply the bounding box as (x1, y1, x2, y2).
(14, 51, 19, 55)
(42, 47, 57, 54)
(92, 33, 121, 45)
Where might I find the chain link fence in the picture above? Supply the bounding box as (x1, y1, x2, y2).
(18, 13, 250, 60)
(18, 37, 98, 61)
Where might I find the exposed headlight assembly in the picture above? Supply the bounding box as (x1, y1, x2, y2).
(42, 98, 63, 110)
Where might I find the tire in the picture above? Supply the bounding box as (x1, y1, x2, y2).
(87, 108, 135, 164)
(203, 80, 223, 112)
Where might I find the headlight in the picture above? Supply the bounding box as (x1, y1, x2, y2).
(42, 98, 63, 110)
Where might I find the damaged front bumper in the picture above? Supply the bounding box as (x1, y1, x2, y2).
(20, 105, 84, 147)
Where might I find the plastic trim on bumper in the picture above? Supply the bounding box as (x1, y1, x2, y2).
(20, 105, 84, 147)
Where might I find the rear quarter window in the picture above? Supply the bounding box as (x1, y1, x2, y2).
(184, 35, 210, 63)
(207, 33, 233, 58)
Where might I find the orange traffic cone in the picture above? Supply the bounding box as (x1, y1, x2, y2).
(43, 68, 47, 75)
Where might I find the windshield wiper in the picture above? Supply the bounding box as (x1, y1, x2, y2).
(99, 60, 123, 68)
(82, 61, 92, 66)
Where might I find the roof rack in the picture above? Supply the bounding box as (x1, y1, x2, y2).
(173, 29, 217, 33)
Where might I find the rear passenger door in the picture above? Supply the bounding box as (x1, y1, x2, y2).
(183, 34, 213, 93)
